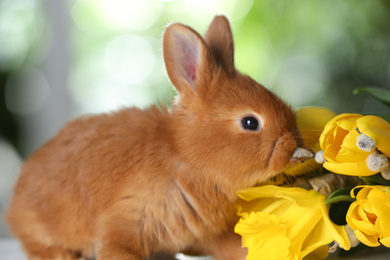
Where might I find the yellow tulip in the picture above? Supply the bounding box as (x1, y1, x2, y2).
(284, 107, 336, 176)
(319, 113, 390, 176)
(346, 186, 390, 247)
(235, 185, 350, 260)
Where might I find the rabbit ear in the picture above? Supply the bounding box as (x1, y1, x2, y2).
(205, 15, 235, 74)
(163, 23, 215, 97)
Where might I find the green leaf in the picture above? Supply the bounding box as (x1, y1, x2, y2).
(353, 87, 390, 108)
(325, 188, 355, 205)
(360, 173, 390, 186)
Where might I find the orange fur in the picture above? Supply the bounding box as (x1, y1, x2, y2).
(6, 16, 301, 260)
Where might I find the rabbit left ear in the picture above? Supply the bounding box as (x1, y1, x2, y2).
(205, 15, 235, 74)
(163, 23, 216, 97)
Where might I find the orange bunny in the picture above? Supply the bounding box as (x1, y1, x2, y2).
(6, 16, 302, 260)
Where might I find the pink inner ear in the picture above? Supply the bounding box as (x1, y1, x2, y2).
(179, 36, 199, 87)
(169, 30, 201, 89)
(186, 62, 197, 82)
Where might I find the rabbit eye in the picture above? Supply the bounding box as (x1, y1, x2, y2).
(241, 116, 260, 131)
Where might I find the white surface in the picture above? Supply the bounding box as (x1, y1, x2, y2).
(1, 239, 390, 260)
(0, 240, 26, 260)
(0, 138, 22, 239)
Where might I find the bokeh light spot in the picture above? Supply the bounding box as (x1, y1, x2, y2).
(272, 55, 327, 107)
(104, 34, 155, 84)
(0, 0, 39, 69)
(183, 0, 253, 22)
(71, 0, 107, 35)
(99, 0, 162, 32)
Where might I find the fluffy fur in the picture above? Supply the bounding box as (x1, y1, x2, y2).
(6, 16, 302, 260)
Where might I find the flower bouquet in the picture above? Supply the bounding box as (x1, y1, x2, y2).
(234, 88, 390, 259)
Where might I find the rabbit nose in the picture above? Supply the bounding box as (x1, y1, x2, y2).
(291, 147, 314, 163)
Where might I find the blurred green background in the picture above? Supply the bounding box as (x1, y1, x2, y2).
(1, 0, 390, 238)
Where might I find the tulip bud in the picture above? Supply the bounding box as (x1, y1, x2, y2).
(381, 165, 390, 180)
(314, 150, 326, 164)
(366, 152, 388, 172)
(356, 133, 376, 152)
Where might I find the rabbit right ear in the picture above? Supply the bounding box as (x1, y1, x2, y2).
(205, 16, 235, 74)
(163, 23, 216, 98)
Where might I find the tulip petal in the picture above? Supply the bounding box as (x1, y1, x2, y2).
(333, 126, 348, 148)
(357, 205, 375, 226)
(380, 236, 390, 247)
(300, 221, 332, 259)
(238, 186, 311, 204)
(237, 197, 291, 218)
(295, 107, 336, 149)
(238, 186, 325, 210)
(367, 188, 389, 215)
(319, 113, 362, 157)
(319, 115, 345, 151)
(357, 116, 390, 157)
(354, 229, 381, 247)
(235, 212, 291, 260)
(283, 159, 321, 176)
(236, 186, 351, 254)
(323, 143, 339, 164)
(349, 216, 378, 236)
(346, 201, 360, 229)
(337, 130, 370, 162)
(280, 204, 322, 255)
(347, 186, 390, 248)
(323, 160, 375, 176)
(236, 198, 274, 217)
(366, 188, 390, 239)
(353, 186, 371, 200)
(321, 114, 361, 142)
(335, 115, 360, 131)
(303, 245, 329, 260)
(283, 107, 336, 176)
(322, 126, 351, 163)
(319, 204, 350, 250)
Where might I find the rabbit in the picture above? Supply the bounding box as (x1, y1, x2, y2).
(6, 15, 304, 260)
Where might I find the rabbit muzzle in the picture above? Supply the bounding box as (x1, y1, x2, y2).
(267, 132, 300, 173)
